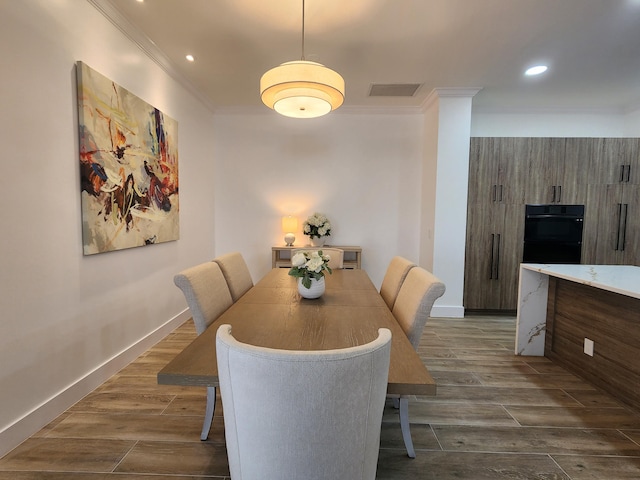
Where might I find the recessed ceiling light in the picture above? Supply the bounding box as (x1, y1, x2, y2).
(185, 54, 195, 62)
(525, 65, 548, 76)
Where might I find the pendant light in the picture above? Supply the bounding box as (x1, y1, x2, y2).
(260, 0, 345, 118)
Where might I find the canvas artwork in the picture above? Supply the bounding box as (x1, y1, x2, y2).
(76, 61, 179, 255)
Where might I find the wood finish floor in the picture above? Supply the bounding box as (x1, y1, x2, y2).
(1, 315, 640, 479)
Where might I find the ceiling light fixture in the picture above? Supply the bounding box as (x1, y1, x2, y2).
(185, 54, 195, 62)
(260, 0, 344, 118)
(525, 65, 548, 76)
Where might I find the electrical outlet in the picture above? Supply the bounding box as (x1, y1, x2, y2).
(584, 338, 594, 356)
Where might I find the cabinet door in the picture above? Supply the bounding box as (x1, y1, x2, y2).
(496, 137, 528, 205)
(498, 204, 525, 309)
(590, 138, 628, 185)
(582, 184, 624, 264)
(468, 137, 500, 205)
(524, 138, 566, 204)
(621, 185, 639, 265)
(464, 203, 524, 310)
(623, 138, 640, 186)
(560, 138, 590, 204)
(464, 202, 502, 309)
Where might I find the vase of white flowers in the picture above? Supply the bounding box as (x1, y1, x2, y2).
(303, 212, 331, 247)
(288, 250, 332, 299)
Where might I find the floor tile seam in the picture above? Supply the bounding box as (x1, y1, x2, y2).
(550, 452, 640, 459)
(499, 404, 523, 427)
(159, 394, 182, 415)
(52, 410, 211, 420)
(502, 404, 640, 414)
(432, 424, 640, 434)
(429, 424, 445, 452)
(111, 439, 139, 474)
(620, 430, 640, 447)
(546, 453, 573, 479)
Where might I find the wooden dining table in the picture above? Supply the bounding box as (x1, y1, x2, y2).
(158, 268, 436, 396)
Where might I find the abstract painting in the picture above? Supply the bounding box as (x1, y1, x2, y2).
(76, 61, 179, 255)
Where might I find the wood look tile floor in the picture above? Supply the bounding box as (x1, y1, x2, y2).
(2, 315, 640, 479)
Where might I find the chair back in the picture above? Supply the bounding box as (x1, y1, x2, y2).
(174, 262, 233, 335)
(213, 252, 253, 302)
(380, 256, 416, 310)
(216, 325, 392, 480)
(292, 248, 344, 269)
(391, 267, 445, 349)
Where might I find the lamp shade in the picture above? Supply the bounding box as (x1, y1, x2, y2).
(281, 215, 298, 233)
(261, 61, 345, 119)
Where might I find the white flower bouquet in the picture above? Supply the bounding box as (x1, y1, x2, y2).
(303, 212, 332, 239)
(288, 250, 333, 289)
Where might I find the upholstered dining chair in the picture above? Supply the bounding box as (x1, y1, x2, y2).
(173, 262, 233, 440)
(379, 256, 416, 310)
(292, 247, 344, 269)
(213, 252, 253, 302)
(216, 324, 392, 480)
(390, 267, 446, 458)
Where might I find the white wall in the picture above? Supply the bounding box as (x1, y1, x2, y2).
(471, 110, 640, 137)
(0, 1, 215, 454)
(212, 111, 423, 288)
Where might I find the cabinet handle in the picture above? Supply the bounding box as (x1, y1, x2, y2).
(557, 185, 562, 203)
(620, 164, 625, 183)
(489, 234, 495, 279)
(551, 185, 556, 203)
(620, 204, 628, 251)
(615, 203, 627, 251)
(495, 234, 501, 280)
(499, 184, 504, 202)
(615, 203, 621, 250)
(626, 164, 632, 183)
(492, 185, 497, 202)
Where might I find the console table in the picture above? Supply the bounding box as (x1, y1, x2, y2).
(272, 245, 362, 269)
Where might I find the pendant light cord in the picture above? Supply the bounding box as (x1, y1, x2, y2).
(301, 0, 305, 60)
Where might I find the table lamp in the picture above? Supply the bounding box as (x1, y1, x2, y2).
(282, 216, 298, 246)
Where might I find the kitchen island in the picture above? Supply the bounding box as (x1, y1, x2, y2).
(516, 263, 640, 411)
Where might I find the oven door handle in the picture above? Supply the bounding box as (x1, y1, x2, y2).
(525, 214, 583, 220)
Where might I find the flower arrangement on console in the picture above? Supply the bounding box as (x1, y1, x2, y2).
(288, 250, 333, 289)
(303, 212, 332, 240)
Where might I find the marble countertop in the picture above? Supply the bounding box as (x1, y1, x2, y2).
(521, 264, 640, 300)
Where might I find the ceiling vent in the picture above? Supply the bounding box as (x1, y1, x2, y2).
(368, 83, 422, 97)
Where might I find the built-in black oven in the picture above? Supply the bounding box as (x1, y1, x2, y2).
(523, 204, 584, 264)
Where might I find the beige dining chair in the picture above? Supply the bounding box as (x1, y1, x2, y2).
(173, 262, 233, 440)
(213, 252, 253, 302)
(380, 256, 416, 310)
(292, 247, 344, 269)
(390, 266, 446, 458)
(216, 324, 392, 480)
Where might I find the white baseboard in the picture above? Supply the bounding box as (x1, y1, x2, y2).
(0, 309, 190, 458)
(431, 304, 465, 318)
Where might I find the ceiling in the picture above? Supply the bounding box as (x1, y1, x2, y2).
(95, 0, 640, 114)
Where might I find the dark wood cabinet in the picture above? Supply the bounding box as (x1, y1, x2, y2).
(465, 138, 525, 311)
(582, 138, 640, 265)
(465, 136, 639, 312)
(524, 138, 586, 204)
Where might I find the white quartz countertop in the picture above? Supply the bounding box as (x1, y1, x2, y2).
(521, 264, 640, 300)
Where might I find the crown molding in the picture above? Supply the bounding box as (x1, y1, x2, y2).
(86, 0, 216, 112)
(421, 87, 483, 111)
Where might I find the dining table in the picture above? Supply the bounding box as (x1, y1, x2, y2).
(158, 268, 436, 397)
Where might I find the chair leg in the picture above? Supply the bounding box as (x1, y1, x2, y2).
(392, 397, 400, 409)
(399, 397, 416, 458)
(200, 386, 216, 441)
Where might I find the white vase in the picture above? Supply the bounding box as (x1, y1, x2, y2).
(310, 236, 326, 247)
(297, 276, 325, 299)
